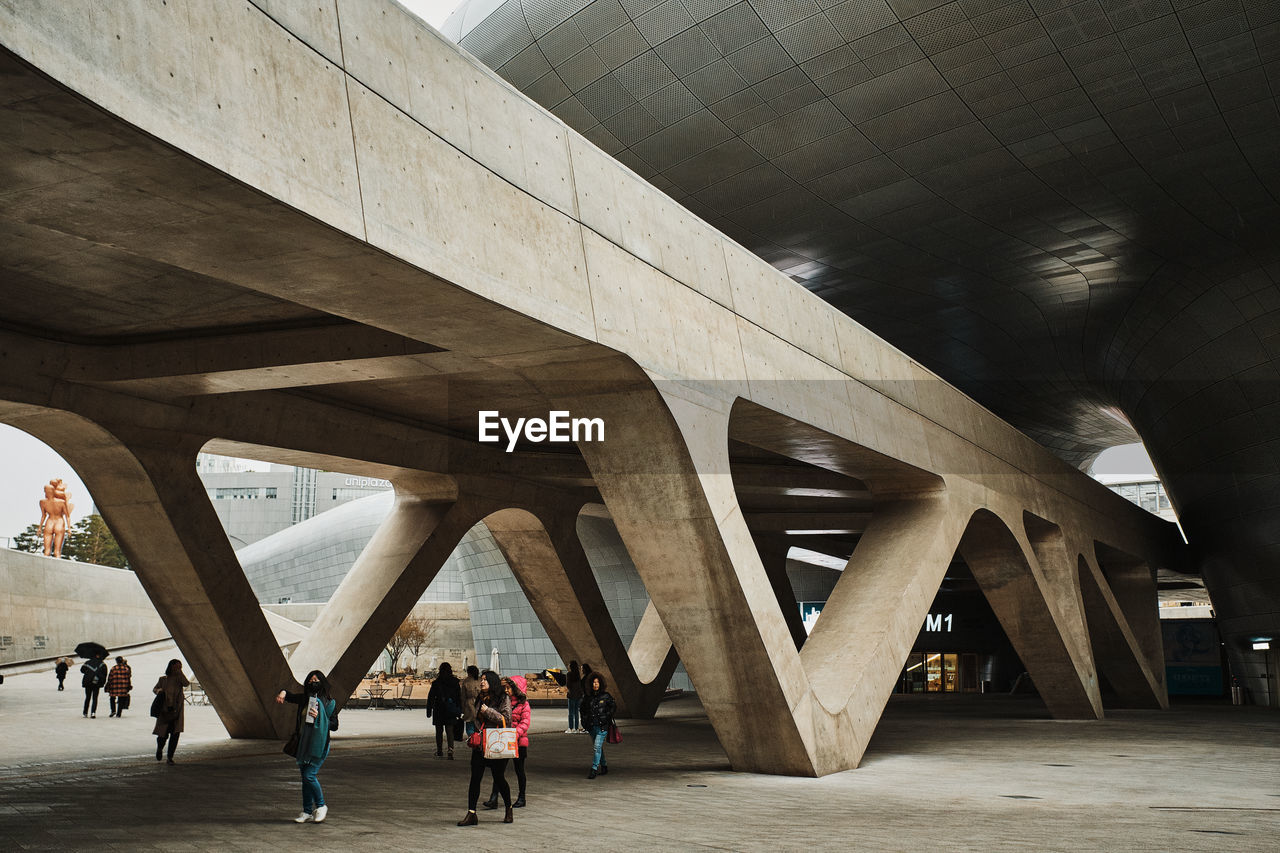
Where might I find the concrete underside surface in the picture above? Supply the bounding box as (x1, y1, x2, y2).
(1, 669, 1276, 852)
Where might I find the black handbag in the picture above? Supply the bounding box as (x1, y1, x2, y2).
(149, 693, 163, 718)
(283, 731, 300, 756)
(118, 694, 130, 710)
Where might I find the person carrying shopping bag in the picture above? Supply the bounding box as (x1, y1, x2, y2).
(483, 675, 531, 809)
(457, 671, 514, 827)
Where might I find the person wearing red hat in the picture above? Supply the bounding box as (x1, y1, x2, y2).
(483, 675, 531, 809)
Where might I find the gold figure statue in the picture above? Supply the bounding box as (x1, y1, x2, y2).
(39, 478, 74, 558)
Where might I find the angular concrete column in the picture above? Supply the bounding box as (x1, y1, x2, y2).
(572, 387, 820, 774)
(800, 495, 963, 762)
(628, 600, 678, 688)
(0, 407, 296, 737)
(753, 535, 808, 651)
(1078, 553, 1167, 708)
(1094, 544, 1165, 679)
(95, 433, 300, 736)
(287, 478, 476, 700)
(959, 510, 1102, 718)
(484, 504, 676, 717)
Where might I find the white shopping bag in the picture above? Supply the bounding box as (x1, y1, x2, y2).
(483, 727, 518, 759)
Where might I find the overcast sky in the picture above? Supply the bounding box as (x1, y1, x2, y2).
(0, 425, 92, 544)
(400, 0, 457, 28)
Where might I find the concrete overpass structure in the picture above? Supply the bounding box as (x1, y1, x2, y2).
(443, 0, 1280, 704)
(0, 0, 1183, 775)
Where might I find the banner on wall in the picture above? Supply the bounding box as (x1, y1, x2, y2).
(1162, 620, 1224, 696)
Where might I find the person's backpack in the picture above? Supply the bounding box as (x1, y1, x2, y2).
(84, 661, 105, 688)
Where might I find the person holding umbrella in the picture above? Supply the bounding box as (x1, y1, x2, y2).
(78, 644, 109, 718)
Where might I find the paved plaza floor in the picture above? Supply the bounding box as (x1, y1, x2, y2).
(1, 661, 1277, 852)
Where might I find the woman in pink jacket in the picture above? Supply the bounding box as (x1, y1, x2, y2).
(483, 675, 531, 809)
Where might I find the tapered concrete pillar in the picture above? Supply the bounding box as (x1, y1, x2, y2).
(1078, 554, 1167, 708)
(753, 535, 808, 651)
(288, 478, 476, 700)
(485, 503, 676, 717)
(1094, 545, 1165, 678)
(0, 407, 296, 737)
(96, 436, 300, 735)
(800, 495, 963, 760)
(959, 510, 1102, 718)
(572, 388, 820, 774)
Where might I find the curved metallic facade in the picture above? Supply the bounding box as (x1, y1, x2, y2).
(239, 493, 690, 686)
(442, 0, 1280, 700)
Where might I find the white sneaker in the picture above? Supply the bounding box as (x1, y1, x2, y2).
(564, 728, 575, 733)
(294, 811, 312, 823)
(313, 805, 328, 823)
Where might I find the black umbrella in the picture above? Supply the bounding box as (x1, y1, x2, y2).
(75, 641, 108, 659)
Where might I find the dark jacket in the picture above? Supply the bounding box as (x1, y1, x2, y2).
(426, 673, 462, 726)
(583, 689, 616, 733)
(80, 659, 107, 689)
(282, 689, 335, 763)
(567, 670, 583, 700)
(473, 690, 512, 730)
(55, 660, 69, 678)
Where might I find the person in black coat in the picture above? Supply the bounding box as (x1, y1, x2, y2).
(55, 658, 69, 691)
(582, 672, 616, 779)
(80, 653, 108, 718)
(426, 662, 462, 759)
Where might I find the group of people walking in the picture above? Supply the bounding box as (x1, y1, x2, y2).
(48, 651, 620, 826)
(424, 664, 533, 825)
(64, 652, 141, 720)
(55, 653, 190, 764)
(415, 659, 616, 828)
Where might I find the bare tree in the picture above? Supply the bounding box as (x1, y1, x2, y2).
(404, 615, 437, 674)
(384, 619, 417, 674)
(385, 614, 437, 674)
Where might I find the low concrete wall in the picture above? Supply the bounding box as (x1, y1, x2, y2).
(0, 547, 168, 663)
(0, 548, 475, 675)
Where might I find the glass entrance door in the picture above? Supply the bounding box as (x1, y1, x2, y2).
(897, 653, 994, 694)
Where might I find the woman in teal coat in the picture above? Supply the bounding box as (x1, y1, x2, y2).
(276, 670, 336, 823)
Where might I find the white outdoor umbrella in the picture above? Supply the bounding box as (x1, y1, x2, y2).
(489, 647, 500, 674)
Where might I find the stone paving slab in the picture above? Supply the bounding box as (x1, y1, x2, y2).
(2, 663, 1278, 852)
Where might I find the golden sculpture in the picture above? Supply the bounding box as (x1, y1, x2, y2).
(39, 478, 74, 558)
